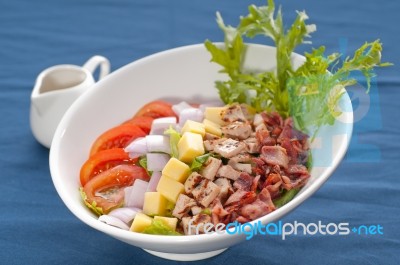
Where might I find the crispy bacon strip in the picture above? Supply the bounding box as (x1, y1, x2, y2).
(260, 145, 289, 169)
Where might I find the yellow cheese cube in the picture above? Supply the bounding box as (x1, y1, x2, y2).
(143, 192, 167, 216)
(203, 119, 222, 137)
(154, 216, 178, 231)
(130, 212, 153, 232)
(162, 157, 191, 183)
(204, 107, 226, 125)
(178, 132, 205, 163)
(156, 175, 185, 203)
(181, 120, 206, 137)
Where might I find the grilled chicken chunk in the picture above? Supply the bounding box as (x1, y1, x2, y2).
(221, 121, 252, 140)
(181, 213, 212, 235)
(213, 138, 246, 158)
(200, 156, 222, 181)
(184, 172, 203, 194)
(192, 179, 221, 207)
(221, 104, 247, 123)
(229, 162, 252, 174)
(213, 177, 233, 203)
(172, 194, 197, 219)
(243, 137, 260, 153)
(191, 205, 203, 216)
(203, 138, 227, 152)
(216, 165, 241, 180)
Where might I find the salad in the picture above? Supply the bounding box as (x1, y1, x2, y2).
(80, 101, 309, 235)
(79, 0, 389, 235)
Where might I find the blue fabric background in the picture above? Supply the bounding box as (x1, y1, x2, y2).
(1, 0, 399, 264)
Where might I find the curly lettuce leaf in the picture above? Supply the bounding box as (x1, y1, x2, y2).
(239, 1, 316, 95)
(205, 0, 316, 117)
(288, 41, 391, 138)
(338, 40, 392, 91)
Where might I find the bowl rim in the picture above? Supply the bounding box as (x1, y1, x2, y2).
(50, 43, 353, 245)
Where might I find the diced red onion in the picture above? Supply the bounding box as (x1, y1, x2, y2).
(147, 171, 162, 192)
(172, 101, 194, 116)
(124, 179, 149, 208)
(124, 137, 147, 154)
(108, 207, 141, 224)
(179, 108, 204, 127)
(150, 117, 177, 135)
(145, 135, 170, 154)
(98, 215, 130, 230)
(146, 153, 170, 171)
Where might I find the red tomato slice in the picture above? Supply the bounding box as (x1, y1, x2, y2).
(134, 100, 176, 119)
(90, 124, 146, 156)
(83, 164, 150, 214)
(123, 116, 154, 134)
(80, 148, 137, 186)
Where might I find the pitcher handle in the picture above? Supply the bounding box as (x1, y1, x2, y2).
(82, 55, 110, 81)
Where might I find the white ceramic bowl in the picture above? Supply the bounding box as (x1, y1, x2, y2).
(49, 44, 353, 261)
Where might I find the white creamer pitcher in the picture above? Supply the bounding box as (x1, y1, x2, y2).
(30, 55, 110, 148)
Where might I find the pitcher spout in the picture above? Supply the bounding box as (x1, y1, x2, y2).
(31, 91, 55, 116)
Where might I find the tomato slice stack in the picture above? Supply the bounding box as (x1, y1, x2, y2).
(80, 100, 175, 215)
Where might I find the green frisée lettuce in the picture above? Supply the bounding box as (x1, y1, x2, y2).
(205, 0, 391, 138)
(288, 41, 391, 137)
(205, 0, 315, 117)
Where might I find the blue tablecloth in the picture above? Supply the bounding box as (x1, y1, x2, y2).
(1, 0, 399, 264)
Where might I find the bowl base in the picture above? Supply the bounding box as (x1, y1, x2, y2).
(142, 248, 227, 261)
